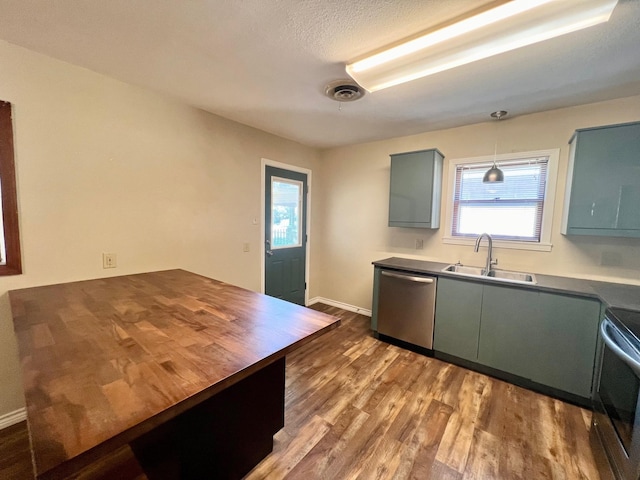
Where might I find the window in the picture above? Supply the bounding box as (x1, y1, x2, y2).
(0, 101, 22, 275)
(270, 177, 302, 248)
(444, 149, 559, 251)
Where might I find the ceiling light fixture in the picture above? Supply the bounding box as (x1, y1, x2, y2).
(346, 0, 618, 92)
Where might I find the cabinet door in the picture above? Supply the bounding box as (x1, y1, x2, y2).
(565, 122, 640, 236)
(388, 149, 442, 228)
(371, 267, 381, 331)
(477, 285, 539, 379)
(530, 293, 600, 397)
(478, 285, 600, 399)
(434, 278, 483, 361)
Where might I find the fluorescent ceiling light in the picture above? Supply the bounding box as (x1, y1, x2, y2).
(346, 0, 618, 92)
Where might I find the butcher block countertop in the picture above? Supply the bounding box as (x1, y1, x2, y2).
(9, 269, 339, 479)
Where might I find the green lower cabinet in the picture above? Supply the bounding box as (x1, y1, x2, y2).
(435, 278, 601, 400)
(477, 285, 539, 379)
(528, 292, 600, 398)
(434, 278, 483, 361)
(371, 268, 381, 331)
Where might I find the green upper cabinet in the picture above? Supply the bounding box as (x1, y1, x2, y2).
(562, 121, 640, 237)
(389, 149, 443, 228)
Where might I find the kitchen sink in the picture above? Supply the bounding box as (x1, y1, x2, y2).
(487, 269, 536, 284)
(442, 264, 537, 285)
(442, 264, 486, 276)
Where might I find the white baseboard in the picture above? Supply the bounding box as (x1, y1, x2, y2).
(308, 297, 372, 317)
(0, 407, 26, 430)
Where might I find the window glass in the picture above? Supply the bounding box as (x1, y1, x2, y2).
(452, 157, 548, 242)
(271, 177, 302, 248)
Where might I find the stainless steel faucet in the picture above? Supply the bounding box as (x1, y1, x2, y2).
(474, 233, 497, 275)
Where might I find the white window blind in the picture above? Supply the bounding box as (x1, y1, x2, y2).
(452, 156, 549, 242)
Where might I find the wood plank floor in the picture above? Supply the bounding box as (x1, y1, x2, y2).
(0, 304, 603, 479)
(246, 304, 602, 480)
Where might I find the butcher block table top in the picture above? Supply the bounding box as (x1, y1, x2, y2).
(9, 269, 339, 480)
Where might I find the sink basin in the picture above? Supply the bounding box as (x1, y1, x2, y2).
(487, 269, 536, 284)
(442, 264, 537, 285)
(442, 264, 486, 276)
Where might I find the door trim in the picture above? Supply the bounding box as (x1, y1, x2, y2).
(261, 158, 312, 306)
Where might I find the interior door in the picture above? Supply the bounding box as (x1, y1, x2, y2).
(264, 166, 307, 305)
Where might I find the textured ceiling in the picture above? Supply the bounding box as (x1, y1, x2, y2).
(0, 0, 639, 148)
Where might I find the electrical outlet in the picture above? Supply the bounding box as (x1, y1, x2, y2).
(415, 238, 424, 250)
(102, 253, 117, 269)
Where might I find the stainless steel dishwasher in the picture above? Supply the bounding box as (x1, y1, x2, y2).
(377, 269, 437, 350)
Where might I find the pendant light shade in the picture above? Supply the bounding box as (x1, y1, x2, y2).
(483, 110, 507, 184)
(483, 164, 505, 183)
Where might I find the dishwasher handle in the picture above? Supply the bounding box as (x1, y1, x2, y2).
(381, 270, 434, 284)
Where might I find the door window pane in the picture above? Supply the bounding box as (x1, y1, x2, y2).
(271, 177, 302, 248)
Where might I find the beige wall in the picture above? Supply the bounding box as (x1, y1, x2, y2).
(316, 96, 640, 311)
(0, 41, 320, 416)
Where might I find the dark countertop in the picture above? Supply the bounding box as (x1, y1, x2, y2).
(373, 257, 640, 312)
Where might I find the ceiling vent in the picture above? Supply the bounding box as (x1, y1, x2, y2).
(324, 80, 365, 102)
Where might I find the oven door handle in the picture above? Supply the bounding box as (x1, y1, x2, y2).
(601, 318, 640, 376)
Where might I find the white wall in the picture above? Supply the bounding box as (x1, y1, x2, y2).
(0, 40, 320, 417)
(315, 96, 640, 311)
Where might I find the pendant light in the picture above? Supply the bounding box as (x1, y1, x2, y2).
(483, 111, 507, 183)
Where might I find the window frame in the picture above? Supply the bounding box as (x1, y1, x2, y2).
(443, 148, 560, 252)
(0, 101, 22, 275)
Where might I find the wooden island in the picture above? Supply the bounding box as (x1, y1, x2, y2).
(9, 269, 339, 479)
